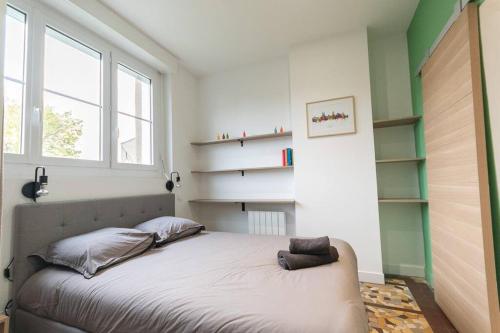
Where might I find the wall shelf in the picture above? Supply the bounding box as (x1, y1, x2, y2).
(378, 198, 428, 204)
(373, 115, 421, 129)
(376, 157, 425, 164)
(189, 198, 295, 211)
(192, 165, 293, 176)
(191, 131, 292, 146)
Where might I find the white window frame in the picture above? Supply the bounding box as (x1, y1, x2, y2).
(4, 0, 163, 172)
(111, 49, 160, 171)
(34, 8, 111, 168)
(3, 0, 31, 164)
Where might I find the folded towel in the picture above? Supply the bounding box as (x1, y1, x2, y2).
(277, 246, 339, 270)
(289, 236, 330, 255)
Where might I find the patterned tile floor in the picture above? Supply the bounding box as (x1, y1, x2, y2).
(360, 278, 433, 332)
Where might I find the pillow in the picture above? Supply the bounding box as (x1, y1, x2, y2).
(134, 216, 205, 245)
(30, 227, 155, 278)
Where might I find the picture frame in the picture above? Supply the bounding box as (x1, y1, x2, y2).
(306, 96, 356, 138)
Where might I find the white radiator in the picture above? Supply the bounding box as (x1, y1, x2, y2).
(248, 211, 286, 236)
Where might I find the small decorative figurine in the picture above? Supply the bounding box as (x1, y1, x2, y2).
(226, 133, 229, 139)
(274, 127, 278, 134)
(222, 133, 226, 139)
(280, 126, 284, 133)
(243, 131, 246, 137)
(217, 133, 221, 140)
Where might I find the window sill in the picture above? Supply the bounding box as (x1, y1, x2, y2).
(4, 155, 162, 178)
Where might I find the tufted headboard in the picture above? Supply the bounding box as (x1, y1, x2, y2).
(12, 194, 175, 298)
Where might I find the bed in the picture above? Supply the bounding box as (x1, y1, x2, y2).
(12, 194, 368, 333)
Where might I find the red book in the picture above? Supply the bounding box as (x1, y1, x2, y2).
(282, 149, 286, 166)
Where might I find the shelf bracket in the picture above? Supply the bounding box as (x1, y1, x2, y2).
(240, 139, 244, 147)
(241, 202, 246, 211)
(240, 170, 245, 176)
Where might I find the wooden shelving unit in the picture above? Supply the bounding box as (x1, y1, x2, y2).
(376, 157, 425, 164)
(373, 115, 421, 129)
(190, 198, 295, 204)
(191, 131, 292, 146)
(192, 165, 293, 175)
(191, 130, 294, 210)
(373, 114, 427, 206)
(378, 198, 428, 204)
(189, 198, 295, 211)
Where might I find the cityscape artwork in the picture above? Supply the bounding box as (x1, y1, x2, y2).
(306, 96, 356, 138)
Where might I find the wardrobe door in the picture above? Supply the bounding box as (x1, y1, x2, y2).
(422, 3, 499, 333)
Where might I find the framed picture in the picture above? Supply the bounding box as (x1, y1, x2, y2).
(306, 96, 356, 138)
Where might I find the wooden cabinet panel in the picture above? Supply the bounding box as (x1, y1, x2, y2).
(422, 4, 500, 333)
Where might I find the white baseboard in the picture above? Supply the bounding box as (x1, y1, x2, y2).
(358, 270, 385, 284)
(383, 263, 425, 278)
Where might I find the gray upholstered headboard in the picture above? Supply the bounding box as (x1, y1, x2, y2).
(12, 193, 175, 298)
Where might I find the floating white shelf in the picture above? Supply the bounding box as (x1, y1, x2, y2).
(189, 198, 295, 204)
(191, 131, 292, 146)
(376, 157, 425, 164)
(191, 165, 293, 175)
(378, 198, 428, 204)
(373, 115, 421, 129)
(189, 198, 295, 211)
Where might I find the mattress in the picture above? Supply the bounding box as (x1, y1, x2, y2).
(17, 231, 368, 333)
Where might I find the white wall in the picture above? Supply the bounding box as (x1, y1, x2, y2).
(368, 33, 424, 277)
(195, 58, 295, 234)
(480, 0, 500, 195)
(0, 0, 5, 304)
(289, 30, 384, 283)
(169, 65, 200, 219)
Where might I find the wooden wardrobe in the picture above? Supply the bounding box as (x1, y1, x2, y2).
(422, 3, 499, 332)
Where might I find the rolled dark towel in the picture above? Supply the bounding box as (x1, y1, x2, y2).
(277, 246, 339, 270)
(289, 236, 330, 255)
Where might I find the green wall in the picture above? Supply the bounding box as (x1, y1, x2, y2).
(407, 0, 500, 292)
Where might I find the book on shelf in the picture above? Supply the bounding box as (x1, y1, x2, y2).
(282, 148, 294, 166)
(287, 148, 293, 166)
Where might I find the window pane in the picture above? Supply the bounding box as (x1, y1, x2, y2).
(4, 6, 26, 81)
(4, 6, 27, 155)
(4, 80, 24, 154)
(43, 92, 101, 161)
(43, 27, 103, 162)
(44, 27, 101, 104)
(117, 64, 151, 120)
(117, 113, 152, 165)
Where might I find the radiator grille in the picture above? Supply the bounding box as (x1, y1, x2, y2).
(248, 211, 286, 235)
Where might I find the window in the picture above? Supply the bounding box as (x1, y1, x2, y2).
(3, 0, 162, 170)
(116, 64, 153, 165)
(3, 5, 27, 154)
(42, 27, 103, 161)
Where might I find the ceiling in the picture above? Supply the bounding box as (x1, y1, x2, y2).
(99, 0, 419, 76)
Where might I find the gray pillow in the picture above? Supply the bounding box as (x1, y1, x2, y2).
(30, 227, 155, 278)
(134, 216, 205, 245)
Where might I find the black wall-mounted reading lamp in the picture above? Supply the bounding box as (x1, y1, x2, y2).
(22, 166, 49, 202)
(166, 171, 181, 192)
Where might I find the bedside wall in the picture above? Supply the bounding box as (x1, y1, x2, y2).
(289, 30, 383, 283)
(195, 57, 295, 234)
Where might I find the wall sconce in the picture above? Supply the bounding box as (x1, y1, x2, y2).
(22, 166, 49, 202)
(166, 171, 181, 192)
